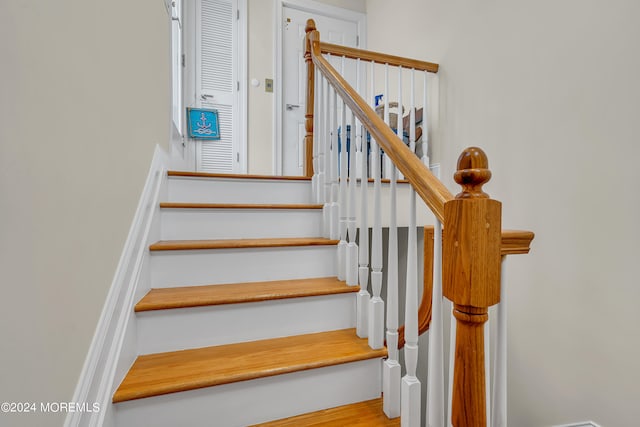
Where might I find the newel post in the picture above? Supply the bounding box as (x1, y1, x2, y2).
(303, 19, 316, 177)
(443, 147, 502, 427)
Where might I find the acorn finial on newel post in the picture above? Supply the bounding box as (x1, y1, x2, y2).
(453, 146, 492, 199)
(443, 147, 502, 427)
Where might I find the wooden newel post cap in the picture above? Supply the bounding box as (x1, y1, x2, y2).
(443, 147, 502, 308)
(304, 19, 316, 58)
(305, 19, 317, 33)
(454, 147, 492, 199)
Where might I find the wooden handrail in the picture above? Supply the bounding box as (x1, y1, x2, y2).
(501, 229, 536, 255)
(305, 21, 453, 222)
(319, 42, 439, 73)
(306, 20, 535, 426)
(397, 228, 534, 348)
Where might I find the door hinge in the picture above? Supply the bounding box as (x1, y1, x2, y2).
(237, 152, 240, 162)
(237, 81, 240, 91)
(237, 9, 240, 20)
(181, 53, 185, 67)
(356, 36, 359, 46)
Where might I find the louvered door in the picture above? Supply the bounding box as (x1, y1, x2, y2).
(195, 0, 242, 173)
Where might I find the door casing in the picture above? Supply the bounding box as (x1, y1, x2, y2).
(274, 0, 366, 175)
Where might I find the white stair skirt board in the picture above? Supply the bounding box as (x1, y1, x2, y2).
(114, 358, 382, 427)
(64, 146, 169, 427)
(160, 208, 323, 240)
(150, 245, 337, 288)
(167, 176, 312, 204)
(136, 293, 356, 354)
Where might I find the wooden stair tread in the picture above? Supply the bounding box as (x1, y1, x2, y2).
(168, 171, 311, 181)
(159, 202, 323, 210)
(251, 398, 399, 426)
(149, 237, 338, 251)
(113, 329, 387, 403)
(135, 277, 358, 312)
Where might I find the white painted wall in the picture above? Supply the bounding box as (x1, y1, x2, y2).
(0, 2, 170, 426)
(246, 0, 366, 174)
(367, 0, 640, 425)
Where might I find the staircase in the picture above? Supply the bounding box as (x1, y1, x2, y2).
(70, 24, 535, 427)
(112, 171, 396, 426)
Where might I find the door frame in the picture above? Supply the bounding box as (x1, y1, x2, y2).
(184, 0, 248, 173)
(274, 0, 366, 175)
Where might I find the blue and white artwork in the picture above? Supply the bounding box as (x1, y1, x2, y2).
(187, 108, 220, 139)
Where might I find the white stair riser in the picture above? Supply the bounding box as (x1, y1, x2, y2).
(137, 294, 356, 354)
(150, 245, 337, 288)
(115, 358, 382, 427)
(168, 177, 312, 204)
(160, 209, 323, 240)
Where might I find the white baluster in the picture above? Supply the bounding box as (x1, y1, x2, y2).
(401, 160, 420, 427)
(357, 60, 372, 338)
(492, 256, 508, 427)
(321, 77, 331, 237)
(383, 63, 391, 179)
(369, 63, 384, 351)
(396, 66, 404, 180)
(312, 67, 320, 202)
(355, 58, 363, 181)
(486, 316, 492, 426)
(313, 68, 325, 203)
(346, 107, 358, 287)
(323, 76, 331, 204)
(383, 148, 400, 418)
(428, 219, 445, 427)
(317, 75, 327, 205)
(368, 63, 376, 179)
(329, 84, 339, 240)
(447, 299, 456, 427)
(337, 57, 348, 281)
(409, 69, 415, 154)
(322, 79, 330, 237)
(422, 71, 430, 166)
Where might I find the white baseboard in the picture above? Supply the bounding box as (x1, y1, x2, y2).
(552, 422, 602, 427)
(65, 145, 169, 427)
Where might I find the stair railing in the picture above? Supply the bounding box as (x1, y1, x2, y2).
(304, 19, 533, 427)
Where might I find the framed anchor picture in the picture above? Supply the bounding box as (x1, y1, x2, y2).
(187, 107, 220, 140)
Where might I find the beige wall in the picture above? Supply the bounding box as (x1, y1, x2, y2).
(247, 0, 276, 174)
(0, 2, 169, 426)
(247, 0, 366, 174)
(368, 0, 640, 425)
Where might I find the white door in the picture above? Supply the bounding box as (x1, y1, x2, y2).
(281, 7, 359, 176)
(195, 0, 246, 173)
